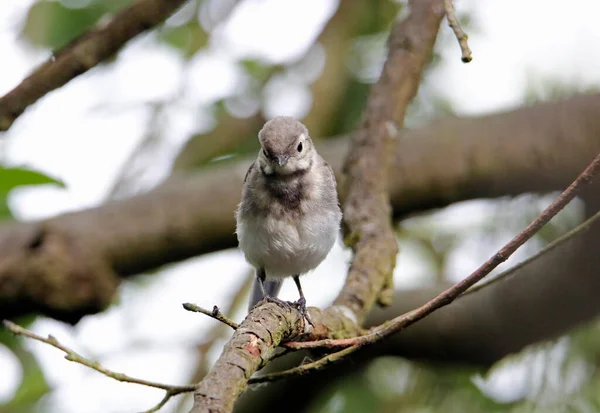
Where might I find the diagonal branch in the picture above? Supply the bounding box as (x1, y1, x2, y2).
(252, 151, 600, 382)
(333, 0, 446, 324)
(189, 1, 447, 412)
(233, 195, 600, 412)
(182, 303, 239, 330)
(189, 303, 305, 413)
(462, 207, 600, 297)
(0, 0, 190, 131)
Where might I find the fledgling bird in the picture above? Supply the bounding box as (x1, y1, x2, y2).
(235, 116, 342, 324)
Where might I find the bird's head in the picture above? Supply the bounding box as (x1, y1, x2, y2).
(257, 116, 314, 176)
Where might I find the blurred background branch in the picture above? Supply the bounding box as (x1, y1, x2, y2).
(0, 0, 190, 131)
(0, 92, 599, 321)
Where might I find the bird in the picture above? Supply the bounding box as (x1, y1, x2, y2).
(235, 116, 342, 325)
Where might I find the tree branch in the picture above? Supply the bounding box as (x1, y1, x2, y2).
(233, 185, 600, 413)
(189, 303, 305, 413)
(250, 152, 600, 385)
(463, 207, 600, 297)
(444, 0, 472, 62)
(2, 320, 195, 412)
(183, 303, 239, 330)
(333, 0, 445, 323)
(2, 94, 600, 323)
(0, 0, 190, 131)
(175, 276, 253, 413)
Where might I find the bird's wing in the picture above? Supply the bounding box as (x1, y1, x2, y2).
(244, 161, 256, 183)
(321, 158, 337, 187)
(320, 158, 342, 208)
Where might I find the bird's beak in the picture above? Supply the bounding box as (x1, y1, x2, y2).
(276, 155, 289, 166)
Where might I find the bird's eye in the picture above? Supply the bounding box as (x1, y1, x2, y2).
(297, 142, 303, 152)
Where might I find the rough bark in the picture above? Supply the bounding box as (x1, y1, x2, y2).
(332, 0, 445, 322)
(0, 0, 189, 131)
(191, 303, 303, 413)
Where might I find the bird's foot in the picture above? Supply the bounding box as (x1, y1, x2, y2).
(292, 296, 314, 328)
(261, 296, 314, 328)
(262, 295, 292, 308)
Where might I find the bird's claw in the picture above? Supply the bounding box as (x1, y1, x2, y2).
(261, 296, 314, 328)
(262, 295, 291, 308)
(293, 296, 314, 328)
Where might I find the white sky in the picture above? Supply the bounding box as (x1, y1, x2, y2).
(1, 0, 600, 411)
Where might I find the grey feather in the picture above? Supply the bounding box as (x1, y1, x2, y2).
(235, 116, 342, 312)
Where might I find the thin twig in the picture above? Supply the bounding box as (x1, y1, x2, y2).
(3, 320, 195, 412)
(463, 208, 600, 296)
(182, 303, 239, 330)
(277, 152, 600, 355)
(175, 275, 253, 413)
(142, 391, 176, 413)
(249, 346, 358, 384)
(444, 0, 472, 62)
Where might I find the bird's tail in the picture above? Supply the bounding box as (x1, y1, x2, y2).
(248, 278, 283, 312)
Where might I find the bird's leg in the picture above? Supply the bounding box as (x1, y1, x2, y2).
(256, 268, 289, 308)
(293, 275, 314, 327)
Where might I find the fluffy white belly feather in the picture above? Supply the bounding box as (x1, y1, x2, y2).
(237, 211, 338, 279)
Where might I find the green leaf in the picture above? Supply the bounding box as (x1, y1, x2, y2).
(0, 166, 65, 194)
(0, 166, 64, 221)
(21, 1, 105, 50)
(0, 197, 12, 221)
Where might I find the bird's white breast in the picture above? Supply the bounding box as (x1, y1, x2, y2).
(236, 208, 339, 279)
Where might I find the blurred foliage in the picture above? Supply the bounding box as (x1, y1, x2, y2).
(22, 0, 133, 50)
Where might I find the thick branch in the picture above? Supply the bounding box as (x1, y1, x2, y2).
(189, 303, 304, 413)
(387, 93, 600, 216)
(0, 0, 189, 131)
(0, 168, 245, 322)
(2, 94, 600, 322)
(334, 0, 445, 323)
